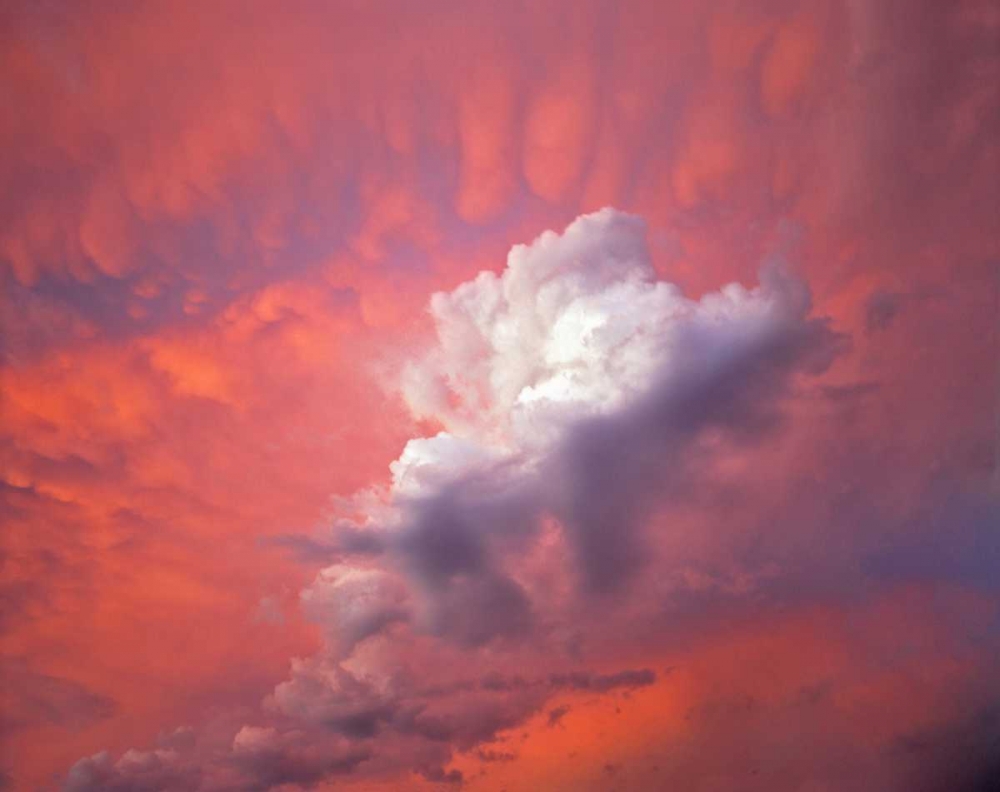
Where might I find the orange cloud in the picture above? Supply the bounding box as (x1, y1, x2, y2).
(455, 47, 521, 223)
(760, 8, 824, 118)
(2, 1, 997, 790)
(523, 54, 599, 204)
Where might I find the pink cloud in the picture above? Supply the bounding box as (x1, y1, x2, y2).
(1, 1, 996, 790)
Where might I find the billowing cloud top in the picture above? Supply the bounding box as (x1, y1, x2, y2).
(403, 210, 821, 450)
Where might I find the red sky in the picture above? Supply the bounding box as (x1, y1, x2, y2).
(1, 2, 998, 791)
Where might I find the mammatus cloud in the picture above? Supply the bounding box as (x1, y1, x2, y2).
(3, 1, 996, 789)
(60, 209, 871, 791)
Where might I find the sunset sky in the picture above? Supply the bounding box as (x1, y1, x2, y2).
(1, 1, 999, 791)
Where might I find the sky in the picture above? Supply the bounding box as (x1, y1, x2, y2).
(0, 1, 998, 790)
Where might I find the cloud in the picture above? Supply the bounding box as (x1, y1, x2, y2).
(44, 186, 999, 792)
(865, 289, 903, 333)
(62, 728, 371, 792)
(63, 750, 196, 792)
(54, 209, 850, 790)
(547, 705, 571, 728)
(228, 726, 370, 790)
(1, 3, 994, 787)
(387, 209, 841, 624)
(299, 564, 408, 655)
(0, 661, 115, 733)
(549, 669, 657, 693)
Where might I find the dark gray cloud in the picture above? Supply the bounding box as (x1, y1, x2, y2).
(547, 705, 571, 727)
(267, 522, 386, 564)
(63, 750, 199, 792)
(549, 669, 657, 693)
(1, 661, 115, 733)
(229, 727, 370, 791)
(548, 278, 843, 593)
(865, 290, 903, 333)
(475, 748, 516, 762)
